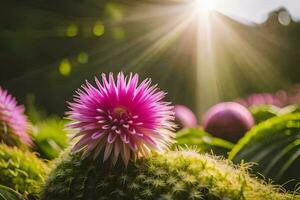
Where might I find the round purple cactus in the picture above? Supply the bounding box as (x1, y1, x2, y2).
(202, 102, 254, 142)
(0, 86, 32, 146)
(174, 104, 197, 130)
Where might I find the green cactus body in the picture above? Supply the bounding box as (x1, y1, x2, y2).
(249, 104, 280, 124)
(41, 150, 292, 200)
(0, 144, 50, 200)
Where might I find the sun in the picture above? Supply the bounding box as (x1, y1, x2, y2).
(194, 0, 216, 13)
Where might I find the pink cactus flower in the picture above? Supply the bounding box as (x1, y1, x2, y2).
(67, 72, 175, 166)
(0, 86, 32, 146)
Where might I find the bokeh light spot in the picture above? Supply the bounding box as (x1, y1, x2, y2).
(66, 24, 78, 37)
(112, 27, 125, 40)
(59, 59, 72, 76)
(93, 22, 105, 37)
(77, 52, 89, 64)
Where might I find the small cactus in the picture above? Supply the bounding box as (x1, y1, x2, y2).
(0, 144, 50, 200)
(40, 149, 292, 200)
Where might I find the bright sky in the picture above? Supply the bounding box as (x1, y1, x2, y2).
(215, 0, 300, 23)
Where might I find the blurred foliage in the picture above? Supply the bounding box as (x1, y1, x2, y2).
(26, 94, 69, 160)
(31, 118, 69, 160)
(249, 104, 300, 124)
(0, 185, 25, 200)
(279, 104, 300, 116)
(249, 104, 280, 124)
(0, 144, 50, 200)
(175, 128, 234, 156)
(25, 94, 48, 124)
(229, 114, 300, 190)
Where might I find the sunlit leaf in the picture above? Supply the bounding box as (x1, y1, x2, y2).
(0, 185, 25, 200)
(278, 104, 300, 116)
(229, 114, 300, 190)
(249, 104, 280, 124)
(175, 128, 233, 156)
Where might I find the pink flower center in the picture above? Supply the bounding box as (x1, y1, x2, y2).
(96, 106, 143, 147)
(113, 106, 127, 115)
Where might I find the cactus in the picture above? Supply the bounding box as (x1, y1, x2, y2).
(40, 149, 293, 200)
(0, 144, 50, 200)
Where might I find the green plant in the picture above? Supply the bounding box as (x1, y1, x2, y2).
(31, 118, 69, 160)
(229, 114, 300, 190)
(249, 104, 280, 124)
(0, 185, 25, 200)
(0, 144, 50, 200)
(40, 149, 294, 200)
(278, 105, 300, 116)
(175, 128, 233, 156)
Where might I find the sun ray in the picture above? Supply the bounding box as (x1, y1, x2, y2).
(3, 0, 291, 117)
